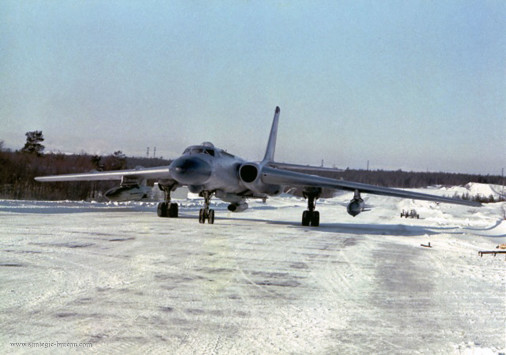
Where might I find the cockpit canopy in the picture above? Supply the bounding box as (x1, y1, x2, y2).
(183, 142, 216, 156)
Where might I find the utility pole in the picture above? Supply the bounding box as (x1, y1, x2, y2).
(146, 147, 150, 158)
(153, 146, 156, 158)
(502, 168, 504, 196)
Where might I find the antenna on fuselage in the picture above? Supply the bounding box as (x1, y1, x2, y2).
(262, 106, 280, 163)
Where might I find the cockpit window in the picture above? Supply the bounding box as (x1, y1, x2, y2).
(183, 146, 215, 156)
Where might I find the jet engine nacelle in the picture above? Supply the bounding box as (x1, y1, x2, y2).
(105, 185, 151, 202)
(238, 163, 282, 196)
(347, 197, 365, 217)
(227, 202, 249, 212)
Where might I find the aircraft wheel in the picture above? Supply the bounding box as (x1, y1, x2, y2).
(311, 211, 320, 227)
(199, 209, 206, 223)
(168, 203, 178, 218)
(157, 202, 168, 217)
(208, 209, 215, 224)
(302, 210, 310, 226)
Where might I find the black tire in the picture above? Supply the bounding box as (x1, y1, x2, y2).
(168, 203, 178, 218)
(311, 211, 320, 227)
(199, 209, 205, 224)
(302, 210, 310, 226)
(157, 202, 168, 217)
(208, 209, 215, 224)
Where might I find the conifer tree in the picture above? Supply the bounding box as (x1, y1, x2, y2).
(21, 131, 45, 156)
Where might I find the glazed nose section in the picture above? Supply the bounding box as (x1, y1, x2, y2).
(170, 156, 212, 184)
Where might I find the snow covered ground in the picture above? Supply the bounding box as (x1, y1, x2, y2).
(0, 183, 505, 354)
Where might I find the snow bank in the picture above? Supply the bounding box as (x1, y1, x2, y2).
(438, 182, 505, 200)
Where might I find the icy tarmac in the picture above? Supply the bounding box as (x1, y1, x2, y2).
(1, 186, 505, 354)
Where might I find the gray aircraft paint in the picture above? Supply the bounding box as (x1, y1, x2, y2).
(35, 107, 480, 225)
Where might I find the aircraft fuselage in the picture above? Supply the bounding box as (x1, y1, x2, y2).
(169, 143, 247, 196)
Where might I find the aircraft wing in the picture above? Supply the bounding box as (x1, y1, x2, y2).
(268, 162, 342, 173)
(34, 166, 172, 182)
(261, 166, 481, 207)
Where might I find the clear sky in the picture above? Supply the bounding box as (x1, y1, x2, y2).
(1, 0, 505, 174)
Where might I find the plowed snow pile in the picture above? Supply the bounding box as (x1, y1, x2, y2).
(0, 184, 505, 354)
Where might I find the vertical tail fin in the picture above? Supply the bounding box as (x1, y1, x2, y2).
(262, 106, 280, 163)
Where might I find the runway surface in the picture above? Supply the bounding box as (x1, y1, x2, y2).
(1, 188, 505, 354)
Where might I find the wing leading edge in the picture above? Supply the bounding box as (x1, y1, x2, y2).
(261, 166, 481, 207)
(34, 166, 171, 182)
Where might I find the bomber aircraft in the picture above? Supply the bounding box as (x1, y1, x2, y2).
(35, 107, 480, 226)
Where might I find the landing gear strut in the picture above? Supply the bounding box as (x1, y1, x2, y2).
(198, 191, 215, 224)
(157, 185, 178, 218)
(302, 189, 321, 227)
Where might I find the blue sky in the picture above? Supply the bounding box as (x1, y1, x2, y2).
(1, 0, 505, 174)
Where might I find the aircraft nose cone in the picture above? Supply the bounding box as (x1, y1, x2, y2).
(170, 156, 212, 185)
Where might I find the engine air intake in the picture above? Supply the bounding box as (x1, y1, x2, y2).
(239, 164, 259, 183)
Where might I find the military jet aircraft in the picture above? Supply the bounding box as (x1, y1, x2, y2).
(35, 107, 480, 226)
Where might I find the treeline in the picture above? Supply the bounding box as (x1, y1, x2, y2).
(0, 149, 170, 200)
(322, 168, 503, 189)
(0, 147, 503, 201)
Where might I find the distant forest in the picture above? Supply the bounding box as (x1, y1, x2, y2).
(0, 136, 171, 200)
(0, 134, 504, 201)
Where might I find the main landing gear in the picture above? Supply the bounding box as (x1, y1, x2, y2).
(302, 189, 321, 227)
(157, 186, 215, 224)
(157, 185, 179, 218)
(198, 191, 215, 224)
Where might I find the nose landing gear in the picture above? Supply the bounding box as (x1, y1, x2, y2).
(198, 191, 215, 224)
